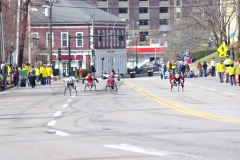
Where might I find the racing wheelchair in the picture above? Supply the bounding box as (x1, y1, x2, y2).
(83, 80, 97, 92)
(171, 80, 184, 92)
(64, 82, 77, 96)
(105, 78, 118, 92)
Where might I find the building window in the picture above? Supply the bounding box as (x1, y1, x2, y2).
(160, 0, 168, 1)
(78, 61, 82, 69)
(139, 19, 148, 26)
(160, 7, 168, 13)
(98, 0, 107, 1)
(31, 33, 38, 47)
(159, 19, 169, 25)
(46, 32, 54, 47)
(61, 32, 68, 47)
(176, 13, 180, 18)
(139, 0, 148, 1)
(119, 8, 128, 14)
(106, 30, 109, 47)
(119, 0, 128, 1)
(76, 32, 83, 47)
(102, 30, 105, 47)
(100, 8, 108, 12)
(176, 0, 180, 6)
(139, 7, 148, 13)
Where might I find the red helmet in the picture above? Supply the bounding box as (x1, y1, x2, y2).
(87, 73, 91, 77)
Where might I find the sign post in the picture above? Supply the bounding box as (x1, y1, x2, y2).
(217, 44, 228, 60)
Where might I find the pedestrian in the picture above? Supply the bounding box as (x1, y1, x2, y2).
(90, 63, 96, 77)
(40, 64, 44, 83)
(140, 66, 144, 74)
(35, 66, 40, 83)
(232, 48, 235, 61)
(228, 62, 236, 86)
(202, 61, 208, 77)
(197, 61, 202, 77)
(210, 57, 216, 76)
(79, 68, 83, 79)
(186, 56, 192, 64)
(217, 60, 225, 83)
(29, 65, 36, 88)
(177, 62, 182, 74)
(0, 72, 4, 91)
(12, 66, 19, 89)
(238, 61, 240, 86)
(191, 56, 196, 63)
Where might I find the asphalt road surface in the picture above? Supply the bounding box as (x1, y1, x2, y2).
(0, 76, 239, 160)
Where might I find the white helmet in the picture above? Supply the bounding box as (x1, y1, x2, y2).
(175, 74, 180, 78)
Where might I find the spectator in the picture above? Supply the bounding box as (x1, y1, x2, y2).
(197, 61, 202, 77)
(162, 64, 167, 79)
(186, 56, 192, 64)
(181, 63, 186, 77)
(202, 61, 207, 77)
(177, 62, 182, 74)
(90, 63, 96, 77)
(46, 65, 53, 85)
(12, 66, 19, 89)
(0, 72, 4, 91)
(1, 62, 7, 87)
(140, 66, 144, 74)
(217, 60, 225, 83)
(232, 48, 235, 61)
(79, 68, 83, 79)
(191, 56, 196, 63)
(42, 66, 47, 85)
(35, 66, 40, 83)
(29, 65, 36, 88)
(210, 58, 216, 76)
(40, 64, 44, 82)
(238, 61, 240, 86)
(228, 62, 236, 86)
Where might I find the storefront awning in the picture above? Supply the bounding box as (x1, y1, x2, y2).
(76, 55, 83, 60)
(60, 55, 75, 61)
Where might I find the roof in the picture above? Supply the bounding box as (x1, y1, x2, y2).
(32, 0, 127, 25)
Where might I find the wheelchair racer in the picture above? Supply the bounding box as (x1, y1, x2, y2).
(107, 72, 115, 89)
(64, 76, 78, 88)
(82, 73, 99, 88)
(169, 73, 184, 87)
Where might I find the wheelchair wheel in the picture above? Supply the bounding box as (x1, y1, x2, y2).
(171, 85, 173, 91)
(177, 83, 180, 92)
(74, 86, 77, 95)
(115, 82, 118, 92)
(94, 82, 97, 92)
(64, 86, 67, 96)
(84, 83, 86, 92)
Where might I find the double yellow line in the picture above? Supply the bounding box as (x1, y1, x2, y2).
(125, 82, 240, 124)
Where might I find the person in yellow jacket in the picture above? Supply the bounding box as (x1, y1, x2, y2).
(217, 60, 225, 83)
(238, 61, 240, 86)
(39, 64, 44, 83)
(228, 62, 236, 86)
(46, 65, 53, 85)
(7, 65, 11, 74)
(42, 66, 47, 85)
(35, 66, 40, 83)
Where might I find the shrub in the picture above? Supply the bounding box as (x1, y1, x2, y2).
(190, 49, 216, 61)
(82, 69, 90, 77)
(236, 50, 240, 60)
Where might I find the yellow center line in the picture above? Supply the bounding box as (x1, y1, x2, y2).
(125, 82, 240, 124)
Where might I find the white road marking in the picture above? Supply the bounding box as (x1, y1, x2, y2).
(48, 130, 69, 136)
(185, 82, 237, 96)
(47, 120, 56, 126)
(71, 96, 75, 97)
(54, 111, 62, 117)
(14, 100, 18, 101)
(224, 92, 238, 96)
(67, 99, 72, 102)
(103, 144, 195, 157)
(62, 104, 68, 108)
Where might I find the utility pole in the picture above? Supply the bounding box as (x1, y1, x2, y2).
(15, 0, 21, 65)
(49, 0, 53, 65)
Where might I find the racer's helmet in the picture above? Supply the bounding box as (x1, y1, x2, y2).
(175, 73, 180, 79)
(87, 73, 91, 78)
(110, 72, 114, 77)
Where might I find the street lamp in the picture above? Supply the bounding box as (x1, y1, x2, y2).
(101, 56, 104, 78)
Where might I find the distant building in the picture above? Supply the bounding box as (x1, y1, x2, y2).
(31, 0, 128, 77)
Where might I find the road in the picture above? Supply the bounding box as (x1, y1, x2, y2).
(0, 76, 239, 160)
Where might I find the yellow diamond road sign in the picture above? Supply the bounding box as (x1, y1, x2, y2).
(217, 44, 228, 57)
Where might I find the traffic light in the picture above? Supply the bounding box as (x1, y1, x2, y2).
(139, 33, 146, 41)
(92, 50, 95, 57)
(118, 33, 124, 41)
(98, 34, 102, 41)
(58, 48, 61, 61)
